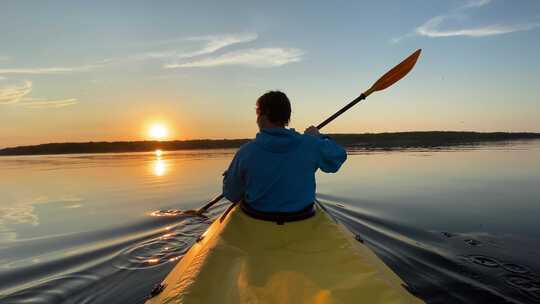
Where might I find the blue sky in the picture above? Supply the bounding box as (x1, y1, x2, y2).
(1, 0, 539, 147)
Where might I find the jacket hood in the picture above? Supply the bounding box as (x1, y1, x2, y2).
(254, 128, 303, 153)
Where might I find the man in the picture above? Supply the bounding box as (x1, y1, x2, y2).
(223, 91, 347, 215)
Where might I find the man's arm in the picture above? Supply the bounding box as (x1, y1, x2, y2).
(305, 126, 347, 173)
(222, 152, 245, 203)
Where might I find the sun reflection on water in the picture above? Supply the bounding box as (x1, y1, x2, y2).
(151, 149, 168, 176)
(153, 159, 166, 176)
(146, 258, 160, 264)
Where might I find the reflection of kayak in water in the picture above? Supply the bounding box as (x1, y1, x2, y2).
(145, 203, 424, 304)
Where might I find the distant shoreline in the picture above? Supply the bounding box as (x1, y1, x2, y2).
(1, 131, 539, 156)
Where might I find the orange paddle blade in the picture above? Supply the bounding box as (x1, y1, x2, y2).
(364, 49, 421, 97)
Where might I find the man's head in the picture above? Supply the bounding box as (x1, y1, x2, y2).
(256, 91, 291, 129)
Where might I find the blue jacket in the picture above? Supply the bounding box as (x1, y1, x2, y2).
(222, 128, 347, 213)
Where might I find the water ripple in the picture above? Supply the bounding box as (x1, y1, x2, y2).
(320, 198, 540, 304)
(0, 206, 218, 304)
(113, 222, 207, 270)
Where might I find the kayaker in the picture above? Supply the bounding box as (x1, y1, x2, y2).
(222, 91, 347, 218)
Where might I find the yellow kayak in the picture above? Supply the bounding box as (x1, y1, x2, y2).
(146, 203, 424, 304)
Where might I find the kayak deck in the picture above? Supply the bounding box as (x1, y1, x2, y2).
(146, 204, 423, 304)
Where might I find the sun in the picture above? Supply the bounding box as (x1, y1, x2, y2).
(149, 124, 169, 140)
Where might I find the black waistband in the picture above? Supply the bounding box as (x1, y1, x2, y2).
(239, 202, 316, 225)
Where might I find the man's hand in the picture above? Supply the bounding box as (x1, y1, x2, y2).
(304, 126, 320, 137)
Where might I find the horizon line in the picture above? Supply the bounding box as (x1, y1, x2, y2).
(2, 130, 540, 151)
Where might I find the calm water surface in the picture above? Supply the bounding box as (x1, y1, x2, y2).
(1, 141, 539, 303)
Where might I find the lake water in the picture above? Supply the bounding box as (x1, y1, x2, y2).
(1, 140, 539, 303)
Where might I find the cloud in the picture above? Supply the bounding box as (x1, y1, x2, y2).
(416, 16, 540, 38)
(165, 48, 304, 68)
(0, 80, 77, 108)
(460, 0, 491, 9)
(0, 81, 32, 104)
(393, 0, 539, 42)
(180, 32, 258, 58)
(1, 33, 299, 75)
(1, 33, 296, 72)
(0, 55, 9, 62)
(134, 32, 258, 60)
(17, 98, 78, 109)
(0, 65, 98, 75)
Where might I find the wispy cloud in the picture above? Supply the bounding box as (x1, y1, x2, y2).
(180, 33, 258, 58)
(0, 64, 98, 75)
(0, 55, 9, 62)
(134, 32, 258, 60)
(131, 32, 303, 69)
(17, 98, 78, 109)
(0, 80, 77, 108)
(0, 81, 32, 104)
(416, 16, 540, 38)
(460, 0, 491, 9)
(1, 33, 300, 76)
(165, 48, 304, 68)
(393, 0, 539, 42)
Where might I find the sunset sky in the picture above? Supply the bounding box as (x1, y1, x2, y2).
(1, 0, 539, 147)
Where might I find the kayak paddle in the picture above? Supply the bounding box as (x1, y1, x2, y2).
(183, 48, 422, 217)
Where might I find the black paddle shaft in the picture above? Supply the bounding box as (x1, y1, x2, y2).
(316, 93, 366, 130)
(200, 194, 224, 212)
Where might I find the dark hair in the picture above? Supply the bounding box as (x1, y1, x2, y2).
(256, 91, 291, 126)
